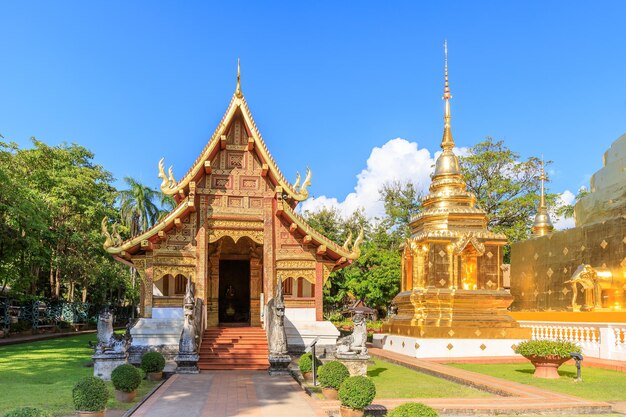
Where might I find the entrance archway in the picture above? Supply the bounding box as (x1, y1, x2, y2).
(207, 236, 263, 327)
(219, 260, 251, 324)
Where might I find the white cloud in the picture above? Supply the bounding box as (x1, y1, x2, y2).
(301, 138, 467, 219)
(552, 190, 576, 230)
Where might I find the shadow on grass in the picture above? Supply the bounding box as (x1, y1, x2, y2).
(368, 367, 388, 377)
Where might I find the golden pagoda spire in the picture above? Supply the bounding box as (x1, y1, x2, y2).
(430, 40, 462, 183)
(441, 40, 454, 150)
(532, 158, 554, 236)
(235, 57, 243, 98)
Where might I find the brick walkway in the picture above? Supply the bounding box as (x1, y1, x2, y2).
(130, 371, 324, 417)
(356, 348, 613, 415)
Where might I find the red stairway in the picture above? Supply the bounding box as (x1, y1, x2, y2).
(198, 327, 269, 371)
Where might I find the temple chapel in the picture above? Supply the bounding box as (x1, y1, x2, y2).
(102, 63, 361, 365)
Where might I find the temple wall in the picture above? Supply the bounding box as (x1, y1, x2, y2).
(510, 215, 625, 311)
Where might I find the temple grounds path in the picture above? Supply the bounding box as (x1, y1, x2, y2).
(130, 371, 324, 417)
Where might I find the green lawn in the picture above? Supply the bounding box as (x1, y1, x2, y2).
(0, 334, 158, 416)
(449, 362, 626, 401)
(367, 359, 492, 398)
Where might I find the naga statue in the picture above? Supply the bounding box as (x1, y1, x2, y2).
(267, 276, 291, 375)
(336, 312, 368, 356)
(269, 277, 288, 355)
(179, 277, 197, 355)
(95, 308, 131, 355)
(566, 264, 624, 311)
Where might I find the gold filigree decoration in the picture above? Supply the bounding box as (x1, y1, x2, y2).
(208, 229, 263, 245)
(158, 158, 177, 195)
(101, 217, 122, 249)
(277, 270, 316, 285)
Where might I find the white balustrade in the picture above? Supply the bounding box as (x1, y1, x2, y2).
(519, 320, 626, 361)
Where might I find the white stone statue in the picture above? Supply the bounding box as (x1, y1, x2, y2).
(336, 312, 368, 356)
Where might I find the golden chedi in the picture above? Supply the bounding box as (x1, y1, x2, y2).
(510, 133, 626, 315)
(379, 44, 530, 356)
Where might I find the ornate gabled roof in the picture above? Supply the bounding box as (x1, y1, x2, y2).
(276, 196, 363, 264)
(103, 195, 195, 255)
(158, 69, 310, 204)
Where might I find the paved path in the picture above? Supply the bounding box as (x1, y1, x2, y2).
(131, 371, 324, 417)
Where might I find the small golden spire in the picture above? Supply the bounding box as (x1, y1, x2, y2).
(441, 40, 454, 150)
(532, 157, 554, 237)
(235, 57, 243, 98)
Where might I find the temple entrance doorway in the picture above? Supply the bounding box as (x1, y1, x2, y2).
(218, 260, 251, 325)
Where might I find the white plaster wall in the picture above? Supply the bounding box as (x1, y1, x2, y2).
(372, 334, 524, 358)
(285, 307, 316, 322)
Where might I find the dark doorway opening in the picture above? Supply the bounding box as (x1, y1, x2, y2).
(219, 260, 250, 324)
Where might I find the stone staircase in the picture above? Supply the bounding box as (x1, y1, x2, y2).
(198, 327, 269, 371)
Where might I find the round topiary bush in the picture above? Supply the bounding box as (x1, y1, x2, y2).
(111, 364, 142, 392)
(72, 376, 108, 412)
(338, 376, 376, 410)
(298, 352, 322, 373)
(514, 339, 581, 358)
(317, 361, 350, 389)
(141, 351, 166, 373)
(388, 402, 438, 417)
(2, 407, 52, 417)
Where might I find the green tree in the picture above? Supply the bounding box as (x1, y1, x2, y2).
(118, 177, 161, 236)
(1, 137, 131, 305)
(459, 137, 557, 260)
(378, 180, 422, 249)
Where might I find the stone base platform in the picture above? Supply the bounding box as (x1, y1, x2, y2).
(372, 333, 527, 358)
(284, 319, 339, 355)
(128, 310, 183, 364)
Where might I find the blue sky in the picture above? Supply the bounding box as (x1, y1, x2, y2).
(1, 2, 625, 225)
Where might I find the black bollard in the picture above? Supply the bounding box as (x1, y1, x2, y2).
(570, 352, 583, 381)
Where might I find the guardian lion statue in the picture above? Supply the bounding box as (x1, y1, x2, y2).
(336, 312, 368, 356)
(566, 264, 624, 311)
(95, 308, 131, 354)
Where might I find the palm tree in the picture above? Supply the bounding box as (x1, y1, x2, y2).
(118, 177, 160, 236)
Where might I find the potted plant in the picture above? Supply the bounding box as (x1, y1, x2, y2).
(111, 364, 142, 403)
(72, 376, 108, 417)
(2, 407, 52, 417)
(141, 351, 166, 381)
(388, 402, 438, 417)
(318, 361, 350, 400)
(298, 352, 321, 382)
(514, 339, 581, 379)
(338, 376, 376, 417)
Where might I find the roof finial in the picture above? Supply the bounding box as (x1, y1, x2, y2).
(532, 156, 554, 237)
(235, 57, 242, 98)
(441, 40, 454, 150)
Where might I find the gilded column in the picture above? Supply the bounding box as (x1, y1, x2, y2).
(315, 261, 323, 321)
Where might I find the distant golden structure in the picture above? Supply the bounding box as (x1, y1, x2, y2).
(383, 43, 529, 341)
(510, 133, 626, 313)
(531, 160, 554, 237)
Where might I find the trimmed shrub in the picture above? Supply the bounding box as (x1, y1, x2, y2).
(72, 376, 108, 412)
(318, 361, 350, 389)
(2, 408, 52, 417)
(298, 352, 322, 373)
(338, 376, 376, 410)
(111, 364, 142, 392)
(388, 402, 438, 417)
(141, 351, 166, 373)
(514, 339, 581, 358)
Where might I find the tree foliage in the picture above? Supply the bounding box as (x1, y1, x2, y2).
(0, 138, 136, 306)
(459, 137, 557, 260)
